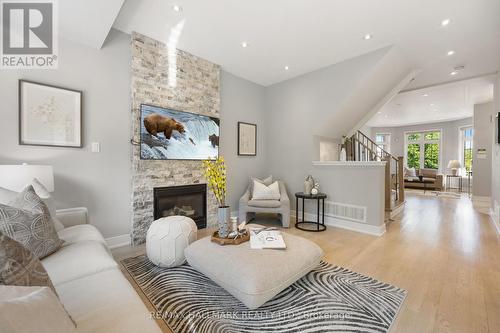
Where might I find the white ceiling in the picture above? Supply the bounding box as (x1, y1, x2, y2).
(111, 0, 500, 87)
(366, 75, 495, 127)
(60, 0, 124, 49)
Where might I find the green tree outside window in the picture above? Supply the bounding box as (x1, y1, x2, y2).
(424, 143, 439, 169)
(406, 131, 440, 169)
(424, 131, 440, 140)
(407, 143, 420, 168)
(464, 140, 473, 172)
(407, 133, 421, 141)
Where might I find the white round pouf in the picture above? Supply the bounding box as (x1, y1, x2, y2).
(146, 216, 197, 268)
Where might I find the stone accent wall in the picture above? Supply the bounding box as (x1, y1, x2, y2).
(131, 32, 220, 245)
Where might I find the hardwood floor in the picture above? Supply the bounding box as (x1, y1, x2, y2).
(113, 193, 500, 333)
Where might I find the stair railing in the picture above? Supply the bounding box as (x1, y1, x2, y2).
(346, 131, 405, 211)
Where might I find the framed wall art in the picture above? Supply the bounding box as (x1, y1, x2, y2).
(238, 122, 257, 156)
(19, 80, 82, 148)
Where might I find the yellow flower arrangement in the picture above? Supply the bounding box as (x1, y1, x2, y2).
(202, 156, 226, 207)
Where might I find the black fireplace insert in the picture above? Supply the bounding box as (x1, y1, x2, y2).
(153, 184, 207, 229)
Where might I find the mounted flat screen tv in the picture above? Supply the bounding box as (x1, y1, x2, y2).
(140, 104, 219, 160)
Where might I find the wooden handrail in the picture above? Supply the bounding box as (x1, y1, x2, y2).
(355, 130, 396, 162)
(346, 130, 405, 213)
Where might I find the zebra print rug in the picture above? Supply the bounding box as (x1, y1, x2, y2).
(122, 255, 406, 333)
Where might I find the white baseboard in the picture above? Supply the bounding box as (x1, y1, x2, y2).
(388, 202, 405, 219)
(105, 234, 131, 249)
(292, 211, 386, 237)
(472, 195, 491, 203)
(490, 200, 500, 235)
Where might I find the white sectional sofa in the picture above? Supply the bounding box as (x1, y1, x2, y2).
(42, 207, 161, 333)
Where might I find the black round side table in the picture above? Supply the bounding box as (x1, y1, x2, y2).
(295, 192, 327, 232)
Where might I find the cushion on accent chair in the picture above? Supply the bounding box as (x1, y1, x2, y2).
(0, 232, 56, 295)
(252, 180, 281, 200)
(247, 199, 282, 208)
(248, 175, 273, 199)
(0, 286, 76, 333)
(0, 186, 63, 259)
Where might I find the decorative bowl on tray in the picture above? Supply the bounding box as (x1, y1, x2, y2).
(211, 229, 249, 246)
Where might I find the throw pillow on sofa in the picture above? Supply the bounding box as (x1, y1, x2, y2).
(0, 178, 64, 232)
(404, 167, 417, 178)
(0, 232, 56, 295)
(0, 186, 63, 259)
(0, 286, 76, 333)
(252, 180, 281, 200)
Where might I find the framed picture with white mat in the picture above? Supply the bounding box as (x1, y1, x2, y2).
(19, 80, 82, 148)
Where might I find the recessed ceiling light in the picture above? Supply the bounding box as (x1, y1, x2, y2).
(363, 34, 372, 40)
(384, 114, 388, 118)
(377, 111, 382, 114)
(450, 71, 458, 76)
(430, 103, 435, 106)
(172, 4, 182, 12)
(447, 50, 455, 56)
(441, 19, 451, 26)
(284, 66, 289, 71)
(422, 93, 429, 97)
(241, 41, 249, 48)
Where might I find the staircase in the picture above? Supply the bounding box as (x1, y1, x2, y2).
(346, 131, 405, 214)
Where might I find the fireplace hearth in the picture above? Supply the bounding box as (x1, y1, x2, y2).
(153, 184, 207, 229)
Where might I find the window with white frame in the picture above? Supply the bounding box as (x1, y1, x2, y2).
(375, 133, 391, 154)
(405, 130, 441, 170)
(460, 127, 473, 173)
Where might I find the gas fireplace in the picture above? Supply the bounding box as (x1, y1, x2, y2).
(153, 184, 207, 229)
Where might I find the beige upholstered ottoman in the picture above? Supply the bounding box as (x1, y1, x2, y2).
(184, 226, 323, 309)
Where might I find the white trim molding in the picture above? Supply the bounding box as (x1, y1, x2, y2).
(291, 211, 386, 236)
(471, 195, 491, 203)
(312, 161, 386, 167)
(403, 128, 443, 173)
(490, 200, 500, 235)
(105, 234, 131, 249)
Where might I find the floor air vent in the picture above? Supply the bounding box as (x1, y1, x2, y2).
(325, 201, 367, 223)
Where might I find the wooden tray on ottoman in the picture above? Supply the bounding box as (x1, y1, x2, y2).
(211, 231, 249, 245)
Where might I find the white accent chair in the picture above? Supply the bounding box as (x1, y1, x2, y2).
(239, 180, 290, 227)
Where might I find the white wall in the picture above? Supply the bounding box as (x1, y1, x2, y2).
(219, 72, 268, 210)
(264, 48, 408, 227)
(309, 163, 386, 231)
(370, 118, 473, 174)
(0, 29, 131, 238)
(492, 72, 500, 227)
(473, 102, 494, 198)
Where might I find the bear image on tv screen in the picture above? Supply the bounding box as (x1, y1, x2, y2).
(144, 113, 186, 139)
(140, 104, 219, 160)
